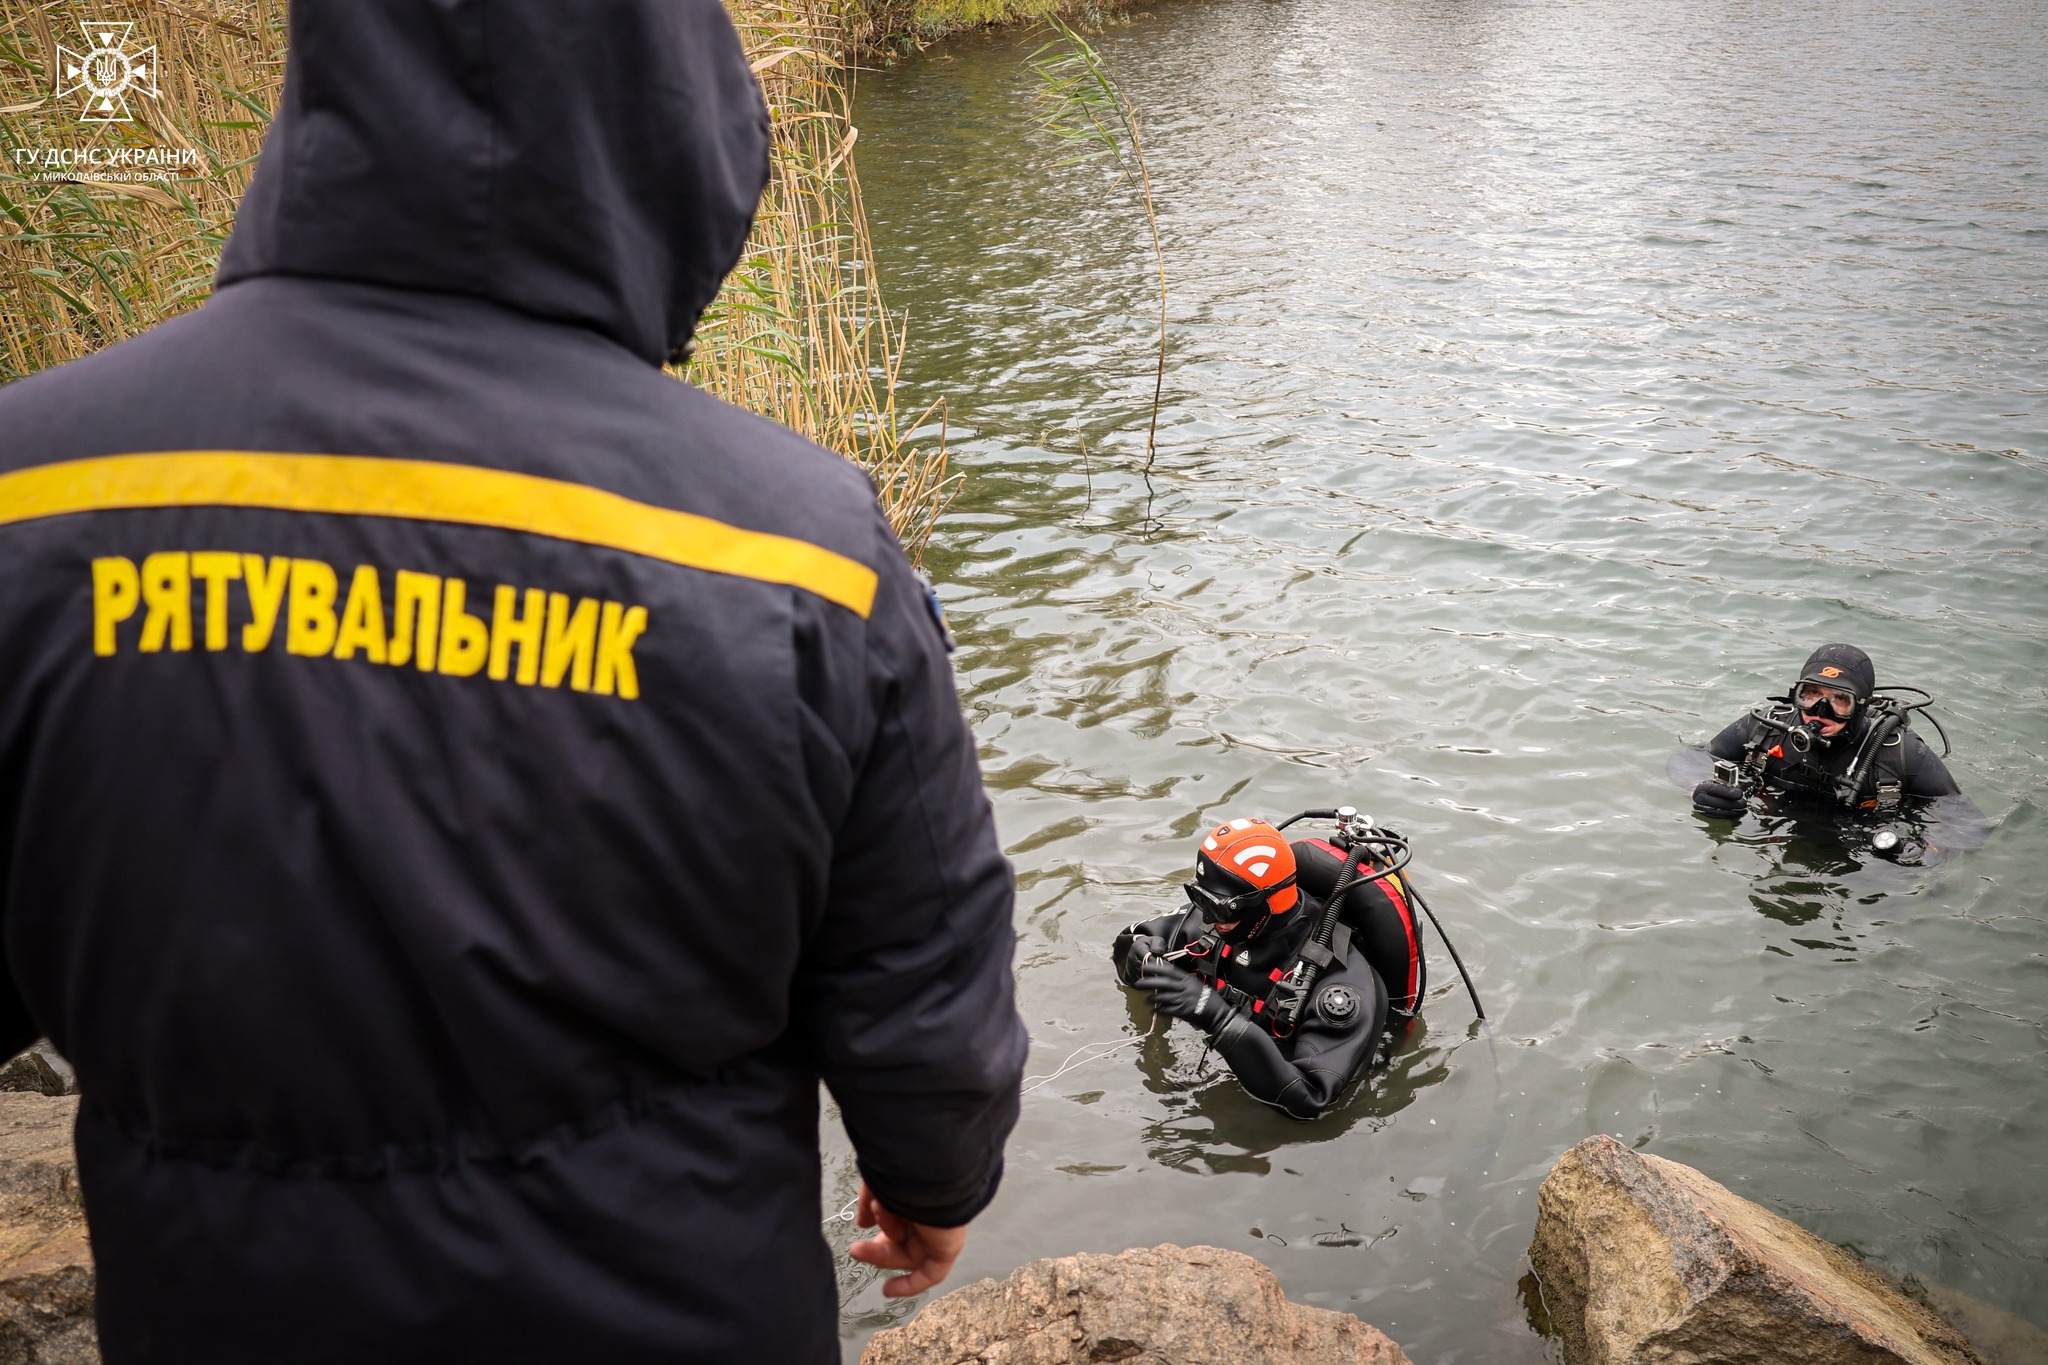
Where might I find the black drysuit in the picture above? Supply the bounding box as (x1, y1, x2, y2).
(1112, 902, 1389, 1120)
(1707, 705, 1963, 807)
(0, 2, 1025, 1361)
(1702, 703, 1989, 855)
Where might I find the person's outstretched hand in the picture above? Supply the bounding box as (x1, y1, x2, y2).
(846, 1182, 968, 1299)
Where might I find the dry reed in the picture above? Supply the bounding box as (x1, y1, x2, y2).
(847, 0, 1126, 54)
(692, 3, 954, 558)
(0, 0, 952, 560)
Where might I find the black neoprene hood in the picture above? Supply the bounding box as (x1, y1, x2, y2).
(218, 0, 772, 364)
(1797, 643, 1877, 702)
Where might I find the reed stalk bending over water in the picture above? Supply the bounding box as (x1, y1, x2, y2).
(1030, 14, 1167, 478)
(0, 0, 952, 561)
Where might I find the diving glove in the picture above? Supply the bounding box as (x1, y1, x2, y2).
(1133, 957, 1234, 1033)
(1115, 931, 1169, 987)
(1691, 781, 1746, 819)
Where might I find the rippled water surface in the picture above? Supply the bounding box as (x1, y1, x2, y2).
(829, 1, 2047, 1357)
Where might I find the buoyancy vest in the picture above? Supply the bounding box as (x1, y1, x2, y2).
(1739, 700, 1914, 811)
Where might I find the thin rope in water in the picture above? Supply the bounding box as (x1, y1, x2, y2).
(1020, 1012, 1164, 1097)
(822, 1014, 1166, 1228)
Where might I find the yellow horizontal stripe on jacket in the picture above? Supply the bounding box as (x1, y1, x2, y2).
(0, 451, 878, 618)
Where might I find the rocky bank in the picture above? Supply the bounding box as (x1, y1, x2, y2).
(0, 1083, 2039, 1364)
(0, 1094, 93, 1364)
(859, 1242, 1410, 1365)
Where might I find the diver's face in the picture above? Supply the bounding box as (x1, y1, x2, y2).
(1797, 682, 1856, 738)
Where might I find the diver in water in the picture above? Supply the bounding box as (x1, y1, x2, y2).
(1112, 813, 1433, 1120)
(1688, 644, 1987, 863)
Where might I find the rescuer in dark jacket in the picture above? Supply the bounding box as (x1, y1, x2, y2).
(1109, 819, 1424, 1120)
(1688, 644, 1987, 862)
(0, 2, 1024, 1361)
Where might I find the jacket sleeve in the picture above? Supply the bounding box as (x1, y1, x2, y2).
(1210, 950, 1388, 1121)
(793, 520, 1026, 1228)
(0, 973, 36, 1063)
(0, 839, 36, 1059)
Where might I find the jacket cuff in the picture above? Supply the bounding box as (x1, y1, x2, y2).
(861, 1156, 1005, 1230)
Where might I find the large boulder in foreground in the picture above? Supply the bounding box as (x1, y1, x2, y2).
(859, 1243, 1409, 1365)
(0, 1093, 96, 1363)
(1529, 1134, 1983, 1365)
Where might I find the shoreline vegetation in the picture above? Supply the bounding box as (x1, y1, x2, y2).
(0, 0, 1118, 561)
(850, 0, 1134, 53)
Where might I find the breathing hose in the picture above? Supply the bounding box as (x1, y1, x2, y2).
(1404, 879, 1487, 1020)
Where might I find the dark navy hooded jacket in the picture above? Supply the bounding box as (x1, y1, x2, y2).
(0, 1, 1024, 1360)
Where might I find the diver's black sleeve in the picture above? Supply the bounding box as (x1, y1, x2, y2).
(1919, 794, 1992, 857)
(1209, 950, 1389, 1121)
(1707, 714, 1760, 762)
(1873, 728, 1990, 856)
(1895, 730, 1990, 854)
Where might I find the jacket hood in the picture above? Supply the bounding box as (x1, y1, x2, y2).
(218, 0, 770, 364)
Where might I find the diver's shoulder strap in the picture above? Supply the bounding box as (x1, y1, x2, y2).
(1837, 696, 1907, 808)
(1741, 704, 1784, 775)
(1296, 923, 1353, 970)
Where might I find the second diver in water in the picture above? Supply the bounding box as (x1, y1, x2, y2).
(1688, 643, 1987, 862)
(1113, 810, 1441, 1120)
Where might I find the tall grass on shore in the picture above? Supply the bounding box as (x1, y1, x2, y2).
(0, 0, 951, 561)
(692, 3, 954, 559)
(848, 0, 1124, 54)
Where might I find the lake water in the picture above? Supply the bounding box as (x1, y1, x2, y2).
(830, 0, 2048, 1357)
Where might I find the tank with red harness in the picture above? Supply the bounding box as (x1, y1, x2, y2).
(1113, 807, 1484, 1120)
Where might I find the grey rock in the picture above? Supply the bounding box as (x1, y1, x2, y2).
(1528, 1134, 1984, 1365)
(858, 1242, 1410, 1365)
(0, 1053, 66, 1101)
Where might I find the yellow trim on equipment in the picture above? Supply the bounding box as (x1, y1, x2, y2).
(0, 451, 878, 618)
